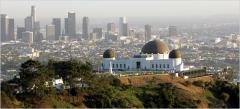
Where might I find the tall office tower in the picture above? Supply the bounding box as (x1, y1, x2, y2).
(34, 21, 42, 42)
(93, 28, 103, 39)
(52, 18, 61, 40)
(67, 12, 76, 38)
(119, 17, 127, 36)
(46, 25, 55, 41)
(31, 6, 37, 40)
(34, 21, 40, 33)
(145, 24, 151, 42)
(64, 18, 69, 35)
(122, 23, 129, 36)
(22, 31, 33, 44)
(1, 14, 8, 42)
(168, 26, 177, 37)
(8, 18, 15, 41)
(25, 16, 33, 31)
(82, 16, 89, 40)
(31, 6, 36, 22)
(17, 27, 25, 39)
(107, 23, 115, 33)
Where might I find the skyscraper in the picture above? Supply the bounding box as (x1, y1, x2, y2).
(168, 26, 177, 37)
(122, 23, 128, 36)
(31, 5, 37, 42)
(1, 14, 8, 42)
(67, 12, 76, 39)
(8, 18, 15, 41)
(46, 25, 55, 41)
(34, 21, 42, 42)
(119, 17, 127, 36)
(31, 6, 36, 22)
(52, 18, 61, 40)
(82, 16, 89, 40)
(64, 18, 69, 36)
(107, 23, 115, 33)
(93, 28, 103, 39)
(22, 31, 33, 44)
(17, 27, 25, 40)
(145, 24, 151, 42)
(25, 16, 33, 32)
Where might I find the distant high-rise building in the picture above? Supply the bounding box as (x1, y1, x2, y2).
(67, 12, 76, 38)
(82, 16, 89, 40)
(36, 32, 44, 42)
(93, 28, 103, 39)
(25, 16, 33, 32)
(1, 14, 8, 42)
(107, 23, 115, 33)
(34, 21, 42, 42)
(64, 18, 68, 36)
(90, 33, 97, 41)
(22, 31, 33, 44)
(8, 18, 15, 41)
(31, 5, 37, 41)
(122, 23, 128, 36)
(17, 27, 25, 39)
(46, 25, 55, 41)
(119, 17, 127, 36)
(34, 21, 40, 33)
(168, 26, 177, 37)
(31, 6, 36, 22)
(145, 24, 151, 42)
(52, 18, 61, 40)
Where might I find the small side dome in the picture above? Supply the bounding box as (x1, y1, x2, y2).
(103, 49, 115, 58)
(169, 49, 181, 58)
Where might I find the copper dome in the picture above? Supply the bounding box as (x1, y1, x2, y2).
(169, 49, 181, 58)
(103, 49, 115, 58)
(141, 39, 169, 54)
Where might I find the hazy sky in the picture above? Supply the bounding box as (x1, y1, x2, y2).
(0, 0, 239, 27)
(1, 0, 239, 18)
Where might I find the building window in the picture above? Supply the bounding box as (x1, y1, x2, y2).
(159, 64, 161, 68)
(156, 64, 158, 68)
(124, 64, 126, 68)
(152, 64, 154, 68)
(116, 64, 118, 68)
(112, 64, 114, 68)
(120, 64, 122, 68)
(167, 64, 169, 68)
(163, 64, 165, 68)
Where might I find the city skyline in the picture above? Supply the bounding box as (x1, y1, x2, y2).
(0, 0, 239, 26)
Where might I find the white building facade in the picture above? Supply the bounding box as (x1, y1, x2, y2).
(102, 39, 184, 72)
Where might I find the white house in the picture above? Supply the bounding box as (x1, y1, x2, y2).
(45, 77, 64, 89)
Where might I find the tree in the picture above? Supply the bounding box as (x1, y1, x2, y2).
(18, 59, 53, 98)
(19, 59, 43, 90)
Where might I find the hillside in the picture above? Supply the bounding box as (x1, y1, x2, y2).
(1, 59, 239, 108)
(119, 74, 213, 86)
(119, 74, 235, 108)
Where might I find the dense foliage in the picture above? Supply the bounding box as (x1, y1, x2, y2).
(1, 59, 239, 108)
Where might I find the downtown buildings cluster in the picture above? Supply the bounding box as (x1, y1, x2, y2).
(1, 6, 178, 44)
(1, 5, 239, 82)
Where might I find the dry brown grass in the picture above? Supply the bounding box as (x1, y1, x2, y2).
(119, 74, 214, 108)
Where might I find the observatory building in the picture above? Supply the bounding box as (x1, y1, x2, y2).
(102, 39, 184, 72)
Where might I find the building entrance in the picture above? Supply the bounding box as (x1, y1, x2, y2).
(136, 62, 141, 69)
